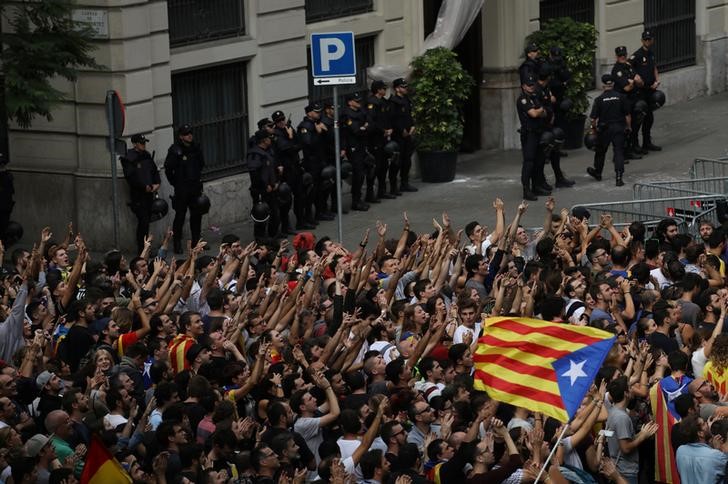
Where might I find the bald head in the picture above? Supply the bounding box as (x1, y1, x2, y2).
(45, 410, 71, 436)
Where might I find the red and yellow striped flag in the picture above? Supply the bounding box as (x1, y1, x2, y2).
(80, 435, 132, 484)
(650, 381, 681, 484)
(473, 317, 615, 423)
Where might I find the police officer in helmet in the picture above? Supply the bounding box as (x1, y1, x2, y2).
(516, 75, 549, 201)
(366, 80, 395, 203)
(164, 124, 205, 253)
(388, 78, 417, 194)
(272, 110, 309, 233)
(122, 134, 161, 254)
(612, 46, 642, 160)
(247, 130, 280, 240)
(340, 92, 370, 211)
(629, 30, 661, 152)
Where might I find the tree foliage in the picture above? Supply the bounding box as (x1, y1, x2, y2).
(410, 47, 475, 152)
(2, 0, 101, 128)
(527, 17, 597, 119)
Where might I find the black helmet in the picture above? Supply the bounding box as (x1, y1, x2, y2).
(539, 131, 555, 147)
(559, 98, 573, 112)
(150, 197, 169, 222)
(321, 165, 336, 180)
(551, 127, 566, 144)
(302, 171, 314, 187)
(192, 193, 211, 214)
(340, 161, 352, 180)
(384, 141, 400, 155)
(584, 132, 598, 151)
(2, 221, 23, 246)
(650, 90, 666, 110)
(277, 182, 292, 204)
(250, 201, 271, 223)
(633, 99, 649, 114)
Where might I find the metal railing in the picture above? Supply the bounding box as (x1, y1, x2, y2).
(168, 0, 245, 47)
(689, 158, 728, 179)
(305, 0, 373, 23)
(644, 0, 696, 72)
(633, 177, 728, 200)
(171, 63, 248, 179)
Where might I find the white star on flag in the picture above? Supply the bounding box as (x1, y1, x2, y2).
(561, 359, 588, 386)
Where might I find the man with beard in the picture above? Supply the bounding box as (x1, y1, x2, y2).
(270, 432, 301, 478)
(699, 221, 714, 249)
(689, 377, 728, 419)
(656, 217, 680, 253)
(359, 449, 391, 484)
(61, 388, 90, 446)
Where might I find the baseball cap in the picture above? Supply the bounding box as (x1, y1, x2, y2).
(257, 118, 273, 129)
(130, 134, 149, 144)
(25, 434, 52, 457)
(186, 343, 209, 362)
(371, 80, 387, 92)
(91, 317, 112, 335)
(177, 124, 193, 136)
(271, 111, 286, 122)
(642, 29, 654, 40)
(392, 78, 408, 88)
(601, 73, 615, 85)
(572, 206, 591, 220)
(346, 92, 363, 102)
(525, 42, 539, 53)
(549, 46, 563, 57)
(36, 370, 55, 390)
(253, 130, 272, 143)
(523, 75, 537, 87)
(305, 103, 322, 113)
(615, 46, 628, 57)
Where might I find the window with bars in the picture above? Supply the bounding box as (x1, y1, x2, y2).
(305, 0, 374, 24)
(167, 0, 245, 48)
(539, 0, 594, 24)
(307, 36, 375, 107)
(644, 0, 696, 72)
(171, 63, 249, 179)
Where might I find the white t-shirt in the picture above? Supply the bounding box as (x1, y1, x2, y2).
(692, 347, 708, 378)
(465, 234, 494, 256)
(650, 268, 672, 289)
(104, 413, 128, 430)
(453, 322, 482, 344)
(295, 417, 323, 463)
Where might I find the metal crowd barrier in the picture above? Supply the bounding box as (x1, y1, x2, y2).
(633, 177, 728, 200)
(688, 158, 728, 179)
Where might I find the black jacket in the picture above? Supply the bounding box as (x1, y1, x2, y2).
(164, 141, 205, 192)
(122, 148, 161, 200)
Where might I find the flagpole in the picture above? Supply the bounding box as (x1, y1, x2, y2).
(535, 423, 569, 483)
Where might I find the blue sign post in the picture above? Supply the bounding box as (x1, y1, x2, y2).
(310, 32, 357, 242)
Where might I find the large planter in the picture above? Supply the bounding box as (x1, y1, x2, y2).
(563, 114, 587, 150)
(418, 150, 458, 183)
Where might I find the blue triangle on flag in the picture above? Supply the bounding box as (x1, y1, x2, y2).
(551, 337, 615, 420)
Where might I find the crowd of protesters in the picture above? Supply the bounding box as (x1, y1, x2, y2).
(1, 194, 728, 484)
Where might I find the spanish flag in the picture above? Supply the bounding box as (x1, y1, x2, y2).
(473, 317, 615, 423)
(80, 435, 132, 484)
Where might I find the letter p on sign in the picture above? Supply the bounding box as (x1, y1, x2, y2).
(310, 32, 356, 78)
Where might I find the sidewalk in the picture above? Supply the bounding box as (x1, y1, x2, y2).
(202, 91, 728, 248)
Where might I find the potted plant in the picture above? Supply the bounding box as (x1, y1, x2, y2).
(526, 17, 597, 149)
(410, 47, 475, 182)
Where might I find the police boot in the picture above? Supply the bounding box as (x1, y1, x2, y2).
(532, 184, 551, 196)
(378, 187, 395, 200)
(616, 172, 624, 187)
(523, 187, 538, 201)
(365, 187, 381, 204)
(643, 139, 662, 151)
(587, 167, 602, 181)
(555, 175, 575, 188)
(351, 199, 370, 211)
(390, 181, 402, 197)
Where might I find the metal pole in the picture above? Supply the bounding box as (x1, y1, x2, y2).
(106, 91, 120, 248)
(333, 85, 343, 243)
(535, 423, 569, 483)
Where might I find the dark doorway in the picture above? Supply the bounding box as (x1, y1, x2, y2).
(423, 0, 482, 152)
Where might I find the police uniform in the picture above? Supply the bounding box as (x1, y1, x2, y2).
(272, 111, 310, 232)
(629, 30, 661, 151)
(247, 131, 281, 239)
(340, 92, 370, 211)
(516, 76, 548, 201)
(544, 47, 572, 132)
(319, 103, 340, 213)
(537, 70, 574, 188)
(518, 43, 543, 85)
(587, 74, 630, 186)
(297, 104, 335, 222)
(122, 134, 162, 253)
(612, 46, 642, 159)
(366, 80, 395, 202)
(388, 78, 417, 193)
(164, 125, 205, 253)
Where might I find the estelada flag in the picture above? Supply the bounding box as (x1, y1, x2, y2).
(473, 317, 615, 423)
(650, 380, 681, 484)
(80, 434, 132, 484)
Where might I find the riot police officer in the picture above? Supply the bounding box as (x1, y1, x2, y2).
(536, 68, 574, 188)
(164, 125, 205, 253)
(612, 46, 642, 160)
(122, 134, 161, 254)
(630, 30, 661, 152)
(248, 118, 275, 150)
(517, 76, 549, 201)
(388, 78, 417, 194)
(272, 110, 309, 232)
(340, 92, 369, 211)
(544, 46, 572, 151)
(298, 103, 335, 222)
(366, 80, 395, 202)
(319, 101, 341, 214)
(587, 74, 631, 187)
(247, 130, 280, 240)
(519, 43, 543, 85)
